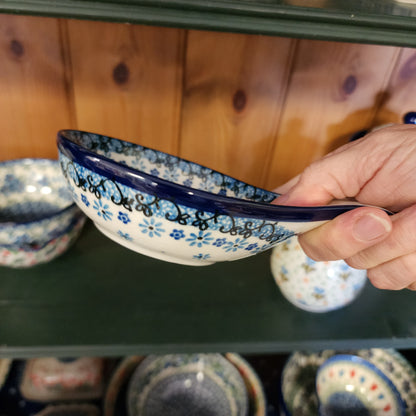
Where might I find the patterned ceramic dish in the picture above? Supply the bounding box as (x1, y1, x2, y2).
(20, 357, 104, 402)
(224, 353, 267, 416)
(104, 354, 266, 416)
(270, 237, 367, 313)
(57, 129, 384, 266)
(279, 349, 416, 416)
(0, 158, 85, 267)
(0, 214, 86, 268)
(126, 353, 249, 416)
(316, 354, 406, 416)
(357, 349, 416, 415)
(279, 350, 335, 416)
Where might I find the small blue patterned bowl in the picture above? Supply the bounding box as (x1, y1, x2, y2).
(316, 354, 406, 416)
(57, 130, 378, 266)
(0, 158, 85, 267)
(126, 354, 249, 416)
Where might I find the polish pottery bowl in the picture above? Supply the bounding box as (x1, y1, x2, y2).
(316, 354, 406, 416)
(279, 350, 336, 416)
(57, 130, 375, 266)
(0, 158, 85, 268)
(270, 237, 367, 312)
(126, 353, 249, 416)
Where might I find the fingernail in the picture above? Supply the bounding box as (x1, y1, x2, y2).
(353, 213, 392, 242)
(273, 194, 290, 205)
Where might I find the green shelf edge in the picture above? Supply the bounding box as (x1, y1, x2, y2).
(2, 0, 416, 47)
(1, 221, 416, 359)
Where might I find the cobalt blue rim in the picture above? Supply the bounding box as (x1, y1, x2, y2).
(57, 130, 370, 223)
(317, 354, 407, 415)
(0, 158, 78, 226)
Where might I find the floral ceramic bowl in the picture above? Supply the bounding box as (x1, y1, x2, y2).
(270, 237, 367, 313)
(20, 357, 104, 402)
(279, 350, 336, 416)
(126, 353, 249, 416)
(57, 130, 378, 266)
(316, 354, 406, 416)
(104, 354, 265, 416)
(0, 159, 85, 267)
(1, 214, 85, 268)
(279, 349, 416, 416)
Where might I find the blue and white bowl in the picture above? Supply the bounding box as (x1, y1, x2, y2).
(57, 130, 382, 266)
(126, 353, 249, 416)
(0, 158, 85, 267)
(270, 237, 367, 313)
(316, 354, 407, 416)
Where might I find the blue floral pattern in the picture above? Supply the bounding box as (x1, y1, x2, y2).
(118, 230, 133, 241)
(93, 200, 113, 221)
(139, 218, 165, 238)
(118, 211, 131, 224)
(186, 231, 214, 248)
(81, 194, 90, 207)
(57, 131, 302, 264)
(169, 229, 185, 240)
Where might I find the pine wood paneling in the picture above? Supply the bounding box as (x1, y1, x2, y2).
(374, 47, 416, 125)
(180, 30, 295, 187)
(0, 15, 72, 161)
(65, 19, 185, 155)
(265, 40, 400, 189)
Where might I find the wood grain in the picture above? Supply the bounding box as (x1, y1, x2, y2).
(264, 40, 401, 189)
(65, 19, 185, 155)
(180, 30, 295, 187)
(0, 15, 72, 161)
(374, 47, 416, 125)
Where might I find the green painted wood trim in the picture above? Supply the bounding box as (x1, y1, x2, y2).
(1, 222, 416, 358)
(1, 0, 416, 46)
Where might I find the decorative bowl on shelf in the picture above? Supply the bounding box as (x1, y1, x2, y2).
(126, 353, 250, 416)
(0, 158, 86, 268)
(57, 129, 381, 266)
(104, 354, 266, 416)
(19, 357, 105, 402)
(357, 349, 416, 415)
(316, 354, 406, 416)
(270, 236, 367, 313)
(279, 350, 336, 416)
(279, 349, 416, 416)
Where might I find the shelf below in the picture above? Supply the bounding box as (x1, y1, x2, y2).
(1, 220, 416, 358)
(3, 0, 416, 47)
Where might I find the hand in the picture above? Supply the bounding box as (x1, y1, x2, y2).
(273, 124, 416, 290)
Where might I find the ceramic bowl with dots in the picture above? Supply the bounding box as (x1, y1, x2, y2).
(316, 354, 406, 416)
(0, 158, 85, 268)
(270, 236, 367, 313)
(126, 353, 250, 416)
(57, 129, 383, 266)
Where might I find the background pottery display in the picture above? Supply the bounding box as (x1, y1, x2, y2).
(0, 158, 85, 268)
(270, 237, 367, 312)
(126, 353, 249, 416)
(316, 354, 406, 416)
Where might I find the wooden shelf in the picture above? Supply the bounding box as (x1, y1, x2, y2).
(1, 220, 416, 359)
(2, 0, 416, 47)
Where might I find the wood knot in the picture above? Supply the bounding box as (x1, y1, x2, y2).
(342, 75, 357, 95)
(233, 89, 247, 112)
(112, 62, 130, 85)
(10, 39, 24, 58)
